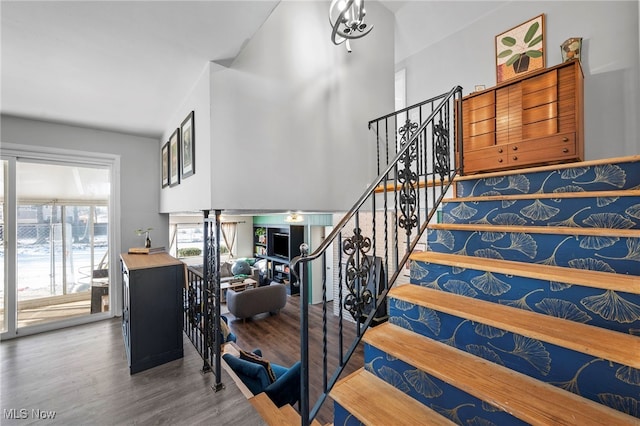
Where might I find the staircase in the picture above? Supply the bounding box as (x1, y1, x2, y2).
(331, 156, 640, 425)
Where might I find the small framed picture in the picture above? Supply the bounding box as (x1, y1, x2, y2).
(169, 128, 180, 187)
(161, 141, 169, 188)
(180, 111, 195, 179)
(495, 14, 545, 84)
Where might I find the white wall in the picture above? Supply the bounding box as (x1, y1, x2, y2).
(208, 1, 395, 212)
(396, 1, 640, 159)
(160, 63, 212, 213)
(1, 114, 167, 314)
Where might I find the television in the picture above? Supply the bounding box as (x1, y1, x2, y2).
(272, 233, 289, 258)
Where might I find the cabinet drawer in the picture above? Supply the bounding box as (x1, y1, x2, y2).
(469, 118, 495, 137)
(463, 145, 507, 173)
(523, 85, 557, 109)
(523, 118, 558, 139)
(466, 91, 495, 110)
(468, 104, 495, 123)
(522, 69, 557, 94)
(509, 133, 576, 166)
(467, 133, 495, 150)
(523, 102, 557, 125)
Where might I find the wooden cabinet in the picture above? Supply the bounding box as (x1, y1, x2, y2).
(121, 252, 184, 374)
(460, 60, 583, 174)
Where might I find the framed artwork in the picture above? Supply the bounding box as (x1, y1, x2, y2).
(495, 14, 545, 84)
(169, 128, 180, 187)
(180, 111, 195, 179)
(161, 141, 169, 188)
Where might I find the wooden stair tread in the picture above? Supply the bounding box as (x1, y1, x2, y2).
(429, 222, 640, 238)
(365, 323, 638, 425)
(454, 155, 640, 182)
(330, 368, 456, 426)
(444, 189, 640, 203)
(250, 393, 321, 426)
(389, 285, 640, 369)
(410, 251, 640, 294)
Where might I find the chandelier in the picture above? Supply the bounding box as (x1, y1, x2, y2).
(329, 0, 373, 52)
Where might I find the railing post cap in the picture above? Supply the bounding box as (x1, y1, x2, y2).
(300, 243, 309, 256)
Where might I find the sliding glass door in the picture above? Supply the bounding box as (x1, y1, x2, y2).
(2, 157, 112, 335)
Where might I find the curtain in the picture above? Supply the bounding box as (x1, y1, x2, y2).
(220, 222, 237, 258)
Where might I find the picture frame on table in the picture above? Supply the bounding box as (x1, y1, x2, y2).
(169, 128, 180, 187)
(180, 111, 195, 179)
(161, 141, 169, 188)
(495, 14, 545, 84)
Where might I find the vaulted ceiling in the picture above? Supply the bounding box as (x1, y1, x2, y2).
(1, 1, 506, 139)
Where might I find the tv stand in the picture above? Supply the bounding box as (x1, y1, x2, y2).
(253, 225, 305, 295)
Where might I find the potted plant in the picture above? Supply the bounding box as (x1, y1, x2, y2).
(135, 227, 153, 248)
(255, 227, 266, 244)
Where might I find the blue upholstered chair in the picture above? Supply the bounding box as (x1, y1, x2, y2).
(222, 349, 301, 407)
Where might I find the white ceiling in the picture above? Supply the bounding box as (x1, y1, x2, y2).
(1, 0, 280, 138)
(1, 1, 502, 140)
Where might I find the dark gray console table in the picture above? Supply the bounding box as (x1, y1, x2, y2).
(121, 252, 184, 374)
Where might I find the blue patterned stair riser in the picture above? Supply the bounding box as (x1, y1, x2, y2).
(363, 343, 529, 425)
(410, 260, 640, 335)
(456, 162, 640, 197)
(387, 297, 640, 419)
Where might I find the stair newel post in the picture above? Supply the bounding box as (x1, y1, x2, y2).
(202, 210, 212, 374)
(298, 242, 310, 426)
(212, 209, 224, 392)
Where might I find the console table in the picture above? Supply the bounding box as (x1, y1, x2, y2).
(121, 252, 184, 374)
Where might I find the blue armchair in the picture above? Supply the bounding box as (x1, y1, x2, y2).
(223, 349, 301, 408)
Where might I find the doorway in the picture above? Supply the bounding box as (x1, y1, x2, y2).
(1, 156, 113, 337)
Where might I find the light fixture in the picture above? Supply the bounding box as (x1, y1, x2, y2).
(285, 212, 304, 223)
(329, 0, 373, 52)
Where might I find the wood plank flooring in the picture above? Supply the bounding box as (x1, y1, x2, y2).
(1, 318, 265, 426)
(225, 294, 365, 426)
(1, 294, 364, 426)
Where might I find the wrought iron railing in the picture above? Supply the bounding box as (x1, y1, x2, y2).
(183, 210, 225, 391)
(291, 86, 463, 425)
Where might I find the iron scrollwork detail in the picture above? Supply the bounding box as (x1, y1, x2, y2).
(397, 118, 419, 235)
(203, 218, 220, 371)
(434, 119, 450, 180)
(343, 228, 373, 322)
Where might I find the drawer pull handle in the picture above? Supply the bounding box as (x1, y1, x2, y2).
(513, 156, 518, 161)
(563, 148, 569, 153)
(512, 146, 518, 151)
(498, 148, 503, 153)
(498, 158, 503, 163)
(562, 137, 569, 142)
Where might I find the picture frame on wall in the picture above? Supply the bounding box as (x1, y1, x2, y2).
(495, 14, 545, 84)
(180, 111, 195, 179)
(169, 128, 180, 187)
(161, 141, 169, 188)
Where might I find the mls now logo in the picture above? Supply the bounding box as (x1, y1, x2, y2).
(4, 409, 28, 419)
(3, 408, 56, 420)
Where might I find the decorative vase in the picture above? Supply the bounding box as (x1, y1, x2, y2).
(145, 232, 151, 248)
(561, 37, 582, 62)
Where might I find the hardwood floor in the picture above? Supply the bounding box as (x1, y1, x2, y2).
(225, 294, 365, 425)
(1, 319, 265, 426)
(1, 294, 364, 426)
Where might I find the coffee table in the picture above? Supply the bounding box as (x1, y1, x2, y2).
(220, 278, 257, 303)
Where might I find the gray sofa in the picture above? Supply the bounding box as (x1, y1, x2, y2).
(226, 282, 287, 321)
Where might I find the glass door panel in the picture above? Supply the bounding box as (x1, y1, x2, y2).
(0, 160, 6, 333)
(15, 162, 110, 329)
